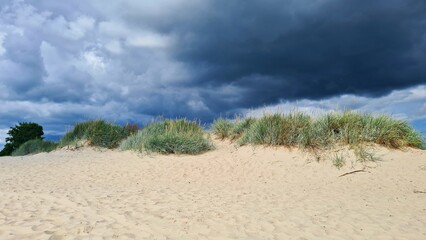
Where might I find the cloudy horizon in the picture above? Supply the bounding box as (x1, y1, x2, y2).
(1, 0, 425, 148)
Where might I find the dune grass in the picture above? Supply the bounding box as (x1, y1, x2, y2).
(121, 119, 213, 154)
(59, 120, 135, 149)
(211, 118, 234, 140)
(212, 112, 424, 169)
(332, 153, 345, 170)
(313, 112, 424, 148)
(239, 113, 314, 147)
(12, 111, 423, 158)
(212, 111, 425, 149)
(12, 139, 58, 156)
(211, 117, 257, 141)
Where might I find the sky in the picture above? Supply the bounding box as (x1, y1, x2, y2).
(0, 0, 425, 148)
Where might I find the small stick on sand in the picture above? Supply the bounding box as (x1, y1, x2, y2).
(339, 169, 366, 177)
(413, 190, 426, 194)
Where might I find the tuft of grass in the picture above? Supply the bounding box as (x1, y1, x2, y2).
(59, 120, 132, 149)
(332, 153, 345, 170)
(121, 119, 213, 155)
(211, 118, 234, 140)
(213, 111, 425, 150)
(12, 139, 58, 156)
(230, 118, 256, 140)
(353, 145, 380, 164)
(239, 114, 288, 145)
(238, 113, 314, 147)
(123, 123, 139, 135)
(211, 117, 257, 142)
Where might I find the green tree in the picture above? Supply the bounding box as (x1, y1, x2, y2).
(0, 122, 44, 156)
(0, 144, 14, 156)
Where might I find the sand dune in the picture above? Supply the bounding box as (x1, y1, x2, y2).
(0, 140, 425, 239)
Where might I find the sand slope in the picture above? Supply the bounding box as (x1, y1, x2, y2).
(0, 140, 425, 240)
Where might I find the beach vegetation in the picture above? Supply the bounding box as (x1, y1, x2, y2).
(353, 145, 380, 164)
(212, 111, 424, 168)
(59, 120, 132, 149)
(212, 111, 425, 149)
(332, 153, 345, 170)
(121, 119, 213, 154)
(0, 122, 44, 156)
(12, 139, 58, 156)
(211, 118, 234, 140)
(211, 117, 257, 141)
(238, 113, 313, 147)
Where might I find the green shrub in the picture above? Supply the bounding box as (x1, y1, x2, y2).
(0, 122, 44, 156)
(12, 139, 58, 156)
(121, 119, 213, 154)
(59, 120, 131, 149)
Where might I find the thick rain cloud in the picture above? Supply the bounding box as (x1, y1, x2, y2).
(168, 0, 426, 108)
(0, 0, 425, 147)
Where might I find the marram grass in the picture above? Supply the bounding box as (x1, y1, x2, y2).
(10, 111, 424, 157)
(212, 112, 425, 149)
(120, 119, 213, 155)
(211, 118, 234, 140)
(12, 139, 58, 156)
(59, 120, 134, 149)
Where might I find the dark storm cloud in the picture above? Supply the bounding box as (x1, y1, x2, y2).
(161, 0, 426, 109)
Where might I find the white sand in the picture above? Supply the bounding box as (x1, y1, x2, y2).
(0, 140, 425, 240)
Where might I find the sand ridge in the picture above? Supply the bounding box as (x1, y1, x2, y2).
(0, 140, 425, 239)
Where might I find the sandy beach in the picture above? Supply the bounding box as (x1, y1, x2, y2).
(0, 140, 425, 240)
